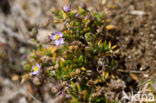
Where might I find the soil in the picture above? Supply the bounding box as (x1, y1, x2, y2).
(0, 0, 156, 102)
(109, 0, 156, 88)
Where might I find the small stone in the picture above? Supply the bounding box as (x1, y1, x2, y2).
(12, 75, 19, 81)
(128, 55, 131, 59)
(143, 74, 148, 78)
(51, 86, 58, 94)
(19, 97, 27, 103)
(37, 29, 52, 42)
(153, 41, 156, 44)
(150, 34, 154, 37)
(33, 77, 40, 85)
(140, 67, 143, 71)
(140, 32, 144, 35)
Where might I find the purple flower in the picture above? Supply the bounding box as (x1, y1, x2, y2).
(50, 31, 64, 46)
(63, 4, 70, 12)
(32, 63, 41, 75)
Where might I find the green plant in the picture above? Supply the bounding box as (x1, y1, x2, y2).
(25, 4, 119, 103)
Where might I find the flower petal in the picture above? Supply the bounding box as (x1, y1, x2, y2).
(54, 31, 59, 34)
(32, 66, 35, 70)
(59, 38, 64, 44)
(55, 40, 60, 45)
(50, 35, 55, 40)
(32, 71, 39, 75)
(58, 32, 63, 37)
(36, 63, 40, 69)
(63, 4, 70, 12)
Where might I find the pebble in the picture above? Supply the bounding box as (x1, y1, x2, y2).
(144, 74, 149, 78)
(130, 10, 146, 16)
(140, 32, 144, 35)
(150, 34, 154, 37)
(19, 97, 27, 103)
(153, 41, 156, 44)
(128, 55, 131, 59)
(140, 67, 143, 71)
(37, 29, 52, 42)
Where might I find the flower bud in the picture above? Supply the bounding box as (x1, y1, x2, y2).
(63, 4, 70, 13)
(29, 28, 38, 39)
(51, 86, 58, 94)
(81, 2, 87, 10)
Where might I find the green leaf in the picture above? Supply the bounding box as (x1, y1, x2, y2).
(77, 84, 82, 94)
(79, 55, 83, 62)
(137, 79, 153, 87)
(71, 81, 77, 92)
(67, 89, 78, 99)
(31, 38, 36, 42)
(78, 6, 85, 15)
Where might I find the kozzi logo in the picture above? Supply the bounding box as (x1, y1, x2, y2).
(121, 91, 155, 102)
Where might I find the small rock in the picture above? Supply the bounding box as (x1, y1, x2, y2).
(37, 29, 52, 42)
(19, 97, 27, 103)
(130, 10, 146, 16)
